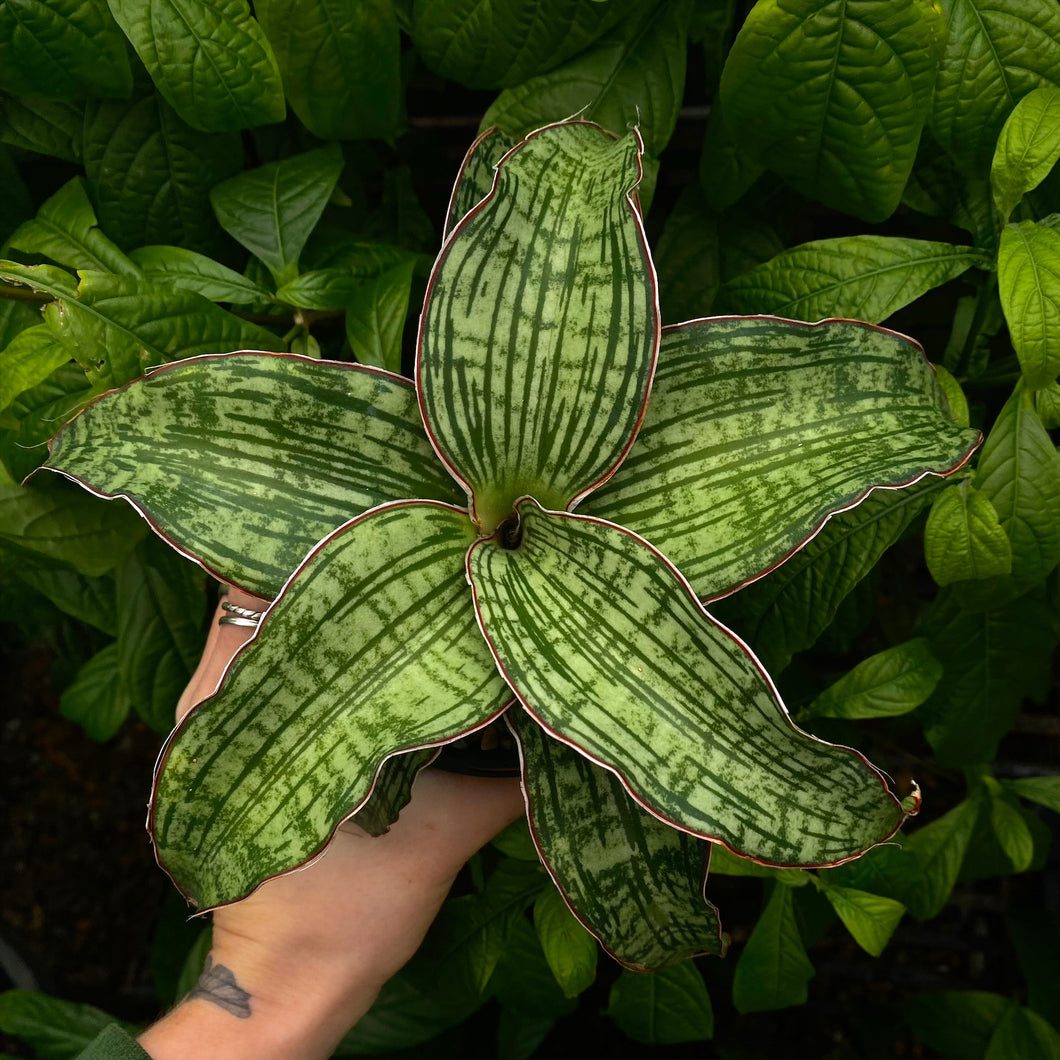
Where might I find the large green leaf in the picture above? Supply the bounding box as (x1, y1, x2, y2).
(152, 501, 510, 907)
(411, 0, 641, 89)
(720, 236, 985, 322)
(470, 502, 908, 866)
(917, 585, 1058, 766)
(930, 0, 1060, 172)
(0, 326, 70, 415)
(719, 0, 943, 222)
(958, 386, 1060, 607)
(0, 96, 83, 163)
(419, 121, 656, 533)
(532, 886, 598, 998)
(343, 259, 416, 375)
(731, 884, 814, 1013)
(606, 963, 714, 1044)
(583, 317, 977, 599)
(7, 178, 138, 276)
(0, 0, 130, 100)
(987, 1006, 1060, 1060)
(1006, 776, 1060, 814)
(901, 795, 981, 919)
(510, 710, 726, 971)
(129, 246, 272, 305)
(107, 0, 285, 131)
(210, 145, 345, 287)
(59, 642, 131, 741)
(83, 89, 242, 256)
(43, 353, 465, 598)
(992, 87, 1060, 223)
(0, 990, 135, 1060)
(481, 0, 689, 158)
(256, 0, 402, 140)
(999, 220, 1060, 387)
(924, 480, 1013, 587)
(0, 264, 283, 390)
(444, 128, 517, 241)
(905, 991, 1013, 1060)
(816, 882, 905, 956)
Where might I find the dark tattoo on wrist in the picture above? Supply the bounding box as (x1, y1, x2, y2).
(186, 955, 252, 1019)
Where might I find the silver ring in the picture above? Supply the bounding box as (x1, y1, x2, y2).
(221, 602, 264, 620)
(219, 615, 261, 627)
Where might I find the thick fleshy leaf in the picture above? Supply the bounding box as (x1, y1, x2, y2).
(107, 0, 285, 132)
(151, 501, 509, 907)
(481, 0, 689, 159)
(510, 709, 726, 971)
(469, 502, 908, 866)
(719, 0, 943, 222)
(930, 0, 1060, 173)
(418, 121, 657, 533)
(720, 236, 986, 322)
(991, 87, 1060, 223)
(999, 219, 1060, 388)
(583, 317, 978, 599)
(444, 129, 519, 241)
(256, 0, 402, 140)
(0, 0, 131, 100)
(42, 353, 465, 598)
(348, 749, 439, 838)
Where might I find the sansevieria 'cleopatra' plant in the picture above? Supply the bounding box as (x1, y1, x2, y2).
(36, 120, 979, 971)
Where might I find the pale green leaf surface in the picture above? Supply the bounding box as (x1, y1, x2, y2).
(532, 884, 598, 997)
(444, 128, 517, 241)
(732, 884, 814, 1013)
(986, 1005, 1060, 1060)
(906, 990, 1012, 1060)
(0, 300, 41, 349)
(8, 178, 136, 276)
(481, 0, 689, 158)
(256, 0, 402, 139)
(210, 145, 344, 286)
(606, 964, 713, 1044)
(901, 796, 980, 919)
(719, 0, 943, 221)
(959, 387, 1060, 607)
(107, 0, 285, 131)
(411, 0, 641, 89)
(470, 503, 906, 866)
(0, 96, 83, 163)
(129, 246, 272, 305)
(992, 86, 1060, 222)
(0, 0, 130, 100)
(924, 480, 1013, 587)
(706, 845, 810, 887)
(0, 261, 78, 300)
(276, 269, 365, 311)
(1006, 776, 1060, 814)
(44, 353, 465, 598)
(84, 90, 242, 255)
(802, 638, 943, 721)
(918, 584, 1058, 765)
(59, 642, 131, 741)
(1034, 380, 1060, 426)
(988, 789, 1035, 871)
(344, 259, 415, 375)
(0, 989, 136, 1060)
(347, 749, 438, 838)
(818, 883, 905, 956)
(418, 121, 656, 533)
(584, 317, 977, 599)
(0, 326, 70, 414)
(152, 502, 510, 907)
(721, 236, 985, 322)
(512, 711, 726, 971)
(999, 220, 1060, 387)
(934, 363, 971, 427)
(822, 842, 921, 902)
(931, 0, 1060, 172)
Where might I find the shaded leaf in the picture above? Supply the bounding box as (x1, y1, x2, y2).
(533, 886, 598, 998)
(801, 639, 943, 721)
(924, 480, 1013, 587)
(489, 913, 577, 1020)
(210, 145, 345, 286)
(0, 326, 71, 415)
(708, 844, 810, 887)
(901, 796, 981, 919)
(0, 96, 83, 163)
(14, 560, 116, 634)
(129, 246, 272, 304)
(934, 363, 971, 427)
(905, 990, 1012, 1060)
(999, 219, 1060, 387)
(732, 884, 814, 1013)
(344, 259, 415, 375)
(59, 642, 131, 741)
(988, 786, 1035, 871)
(0, 990, 135, 1060)
(986, 1005, 1060, 1060)
(817, 883, 905, 957)
(699, 99, 763, 212)
(607, 963, 713, 1044)
(1006, 776, 1060, 814)
(720, 0, 943, 221)
(107, 0, 285, 131)
(992, 86, 1060, 222)
(721, 236, 985, 322)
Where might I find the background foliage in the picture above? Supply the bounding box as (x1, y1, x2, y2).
(0, 0, 1058, 1057)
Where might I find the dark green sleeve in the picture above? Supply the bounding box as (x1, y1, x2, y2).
(76, 1024, 152, 1059)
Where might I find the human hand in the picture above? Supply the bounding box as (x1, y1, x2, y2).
(139, 586, 525, 1060)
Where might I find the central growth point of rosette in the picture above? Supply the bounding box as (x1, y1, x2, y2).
(416, 119, 660, 535)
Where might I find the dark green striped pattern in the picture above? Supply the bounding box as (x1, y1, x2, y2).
(153, 502, 509, 908)
(418, 121, 656, 533)
(511, 709, 727, 970)
(44, 353, 466, 598)
(348, 748, 438, 837)
(470, 501, 905, 866)
(444, 127, 517, 239)
(583, 317, 980, 600)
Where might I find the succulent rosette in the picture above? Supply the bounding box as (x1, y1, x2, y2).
(39, 120, 979, 970)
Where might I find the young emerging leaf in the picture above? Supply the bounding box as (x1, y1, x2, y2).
(817, 882, 905, 957)
(991, 87, 1060, 223)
